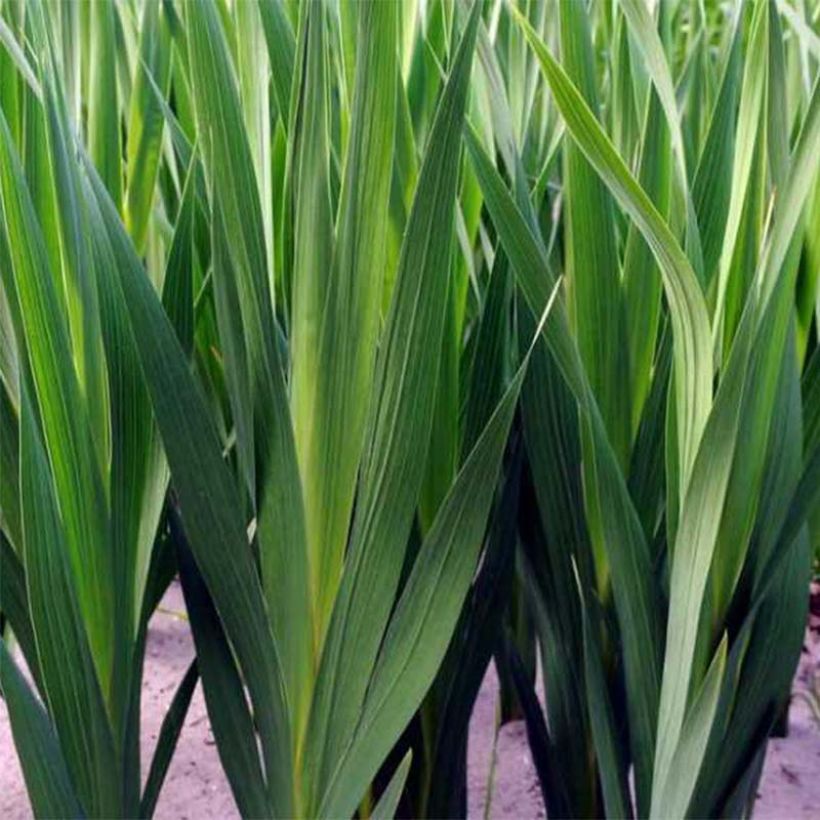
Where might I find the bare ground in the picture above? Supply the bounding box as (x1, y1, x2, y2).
(2, 581, 818, 819)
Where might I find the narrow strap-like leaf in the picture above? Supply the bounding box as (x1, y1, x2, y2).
(257, 0, 296, 127)
(651, 638, 727, 818)
(575, 570, 633, 819)
(515, 9, 713, 494)
(504, 635, 570, 819)
(654, 78, 820, 802)
(298, 0, 398, 647)
(84, 166, 161, 745)
(317, 282, 559, 818)
(0, 380, 21, 550)
(0, 531, 42, 693)
(161, 157, 197, 357)
(173, 519, 270, 819)
(618, 0, 704, 277)
(371, 751, 412, 820)
(466, 127, 662, 807)
(125, 0, 173, 252)
(712, 0, 769, 346)
(461, 252, 512, 457)
(426, 436, 522, 819)
(558, 0, 630, 467)
(289, 0, 334, 518)
(139, 660, 199, 819)
(85, 161, 291, 817)
(18, 385, 119, 817)
(185, 0, 311, 738)
(303, 8, 481, 811)
(0, 106, 113, 691)
(692, 8, 743, 284)
(87, 0, 122, 209)
(0, 642, 84, 819)
(0, 13, 40, 98)
(623, 88, 671, 436)
(38, 32, 111, 475)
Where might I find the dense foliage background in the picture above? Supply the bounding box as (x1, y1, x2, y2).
(0, 0, 818, 817)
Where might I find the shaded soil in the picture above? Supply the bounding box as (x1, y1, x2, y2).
(2, 581, 818, 819)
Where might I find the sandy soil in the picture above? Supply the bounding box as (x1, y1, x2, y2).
(1, 581, 818, 819)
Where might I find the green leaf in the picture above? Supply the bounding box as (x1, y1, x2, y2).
(173, 518, 270, 819)
(18, 385, 119, 817)
(517, 304, 594, 817)
(617, 0, 704, 276)
(161, 158, 197, 357)
(559, 0, 630, 467)
(504, 633, 569, 819)
(371, 751, 412, 820)
(210, 192, 255, 495)
(623, 88, 671, 436)
(257, 0, 296, 127)
(0, 263, 19, 405)
(0, 531, 42, 692)
(88, 0, 122, 209)
(653, 306, 755, 801)
(125, 0, 173, 252)
(234, 0, 274, 285)
(515, 9, 713, 494)
(418, 276, 459, 532)
(465, 124, 662, 813)
(318, 280, 558, 819)
(692, 10, 743, 285)
(84, 167, 163, 742)
(296, 0, 397, 644)
(0, 380, 21, 551)
(139, 660, 199, 819)
(691, 338, 811, 815)
(185, 0, 310, 742)
(289, 0, 333, 457)
(303, 6, 481, 811)
(0, 11, 41, 100)
(426, 435, 523, 819)
(0, 106, 113, 690)
(462, 252, 512, 457)
(285, 3, 334, 406)
(713, 0, 769, 345)
(85, 162, 292, 817)
(576, 569, 633, 820)
(654, 78, 820, 802)
(651, 638, 727, 818)
(0, 642, 84, 819)
(37, 61, 111, 472)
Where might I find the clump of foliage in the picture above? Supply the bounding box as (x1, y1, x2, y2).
(0, 1, 818, 819)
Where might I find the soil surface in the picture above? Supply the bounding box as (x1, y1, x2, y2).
(2, 581, 818, 819)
